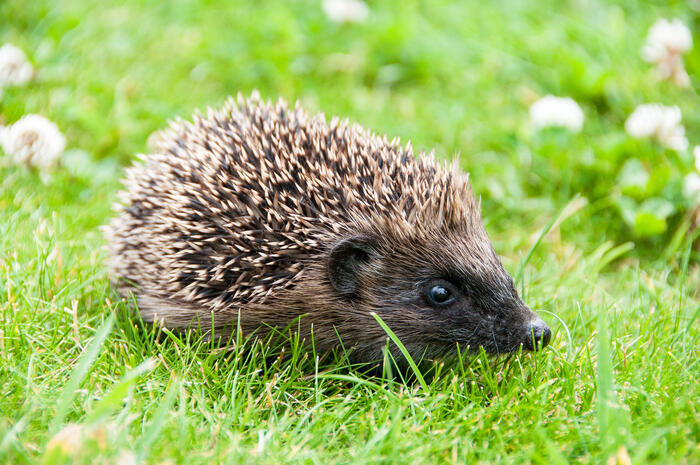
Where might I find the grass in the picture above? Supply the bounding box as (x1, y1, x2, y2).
(1, 0, 699, 463)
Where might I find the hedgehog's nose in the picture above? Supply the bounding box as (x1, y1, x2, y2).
(523, 318, 551, 351)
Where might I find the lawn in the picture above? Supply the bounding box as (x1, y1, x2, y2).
(1, 0, 699, 464)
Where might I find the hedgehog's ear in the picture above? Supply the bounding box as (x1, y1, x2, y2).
(328, 234, 377, 298)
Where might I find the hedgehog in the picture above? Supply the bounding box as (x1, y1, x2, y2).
(104, 91, 551, 366)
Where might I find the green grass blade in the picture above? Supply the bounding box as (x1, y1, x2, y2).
(515, 195, 587, 289)
(595, 308, 614, 450)
(137, 377, 179, 456)
(49, 313, 115, 433)
(85, 358, 157, 423)
(595, 307, 630, 454)
(371, 312, 428, 390)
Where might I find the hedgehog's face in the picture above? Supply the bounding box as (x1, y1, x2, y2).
(327, 233, 551, 359)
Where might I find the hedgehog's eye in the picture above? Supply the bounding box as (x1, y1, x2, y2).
(427, 285, 454, 305)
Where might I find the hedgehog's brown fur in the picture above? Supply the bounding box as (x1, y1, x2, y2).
(105, 91, 549, 364)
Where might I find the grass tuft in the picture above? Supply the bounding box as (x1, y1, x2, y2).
(1, 0, 699, 463)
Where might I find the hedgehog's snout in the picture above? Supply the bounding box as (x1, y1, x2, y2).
(522, 318, 551, 351)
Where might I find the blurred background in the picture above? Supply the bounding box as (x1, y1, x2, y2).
(2, 2, 700, 463)
(1, 0, 699, 264)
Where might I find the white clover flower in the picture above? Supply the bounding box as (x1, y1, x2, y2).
(0, 43, 33, 87)
(642, 19, 693, 87)
(643, 19, 692, 60)
(686, 146, 700, 203)
(683, 173, 700, 201)
(322, 0, 369, 23)
(114, 451, 139, 465)
(624, 104, 688, 151)
(529, 95, 584, 132)
(46, 424, 85, 455)
(0, 114, 66, 169)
